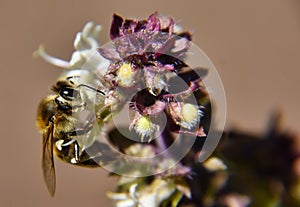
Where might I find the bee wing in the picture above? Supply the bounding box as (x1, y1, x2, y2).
(42, 124, 56, 196)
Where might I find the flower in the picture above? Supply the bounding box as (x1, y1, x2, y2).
(117, 63, 136, 87)
(98, 12, 208, 141)
(168, 102, 203, 130)
(98, 12, 191, 93)
(107, 179, 178, 207)
(34, 22, 105, 70)
(107, 145, 191, 207)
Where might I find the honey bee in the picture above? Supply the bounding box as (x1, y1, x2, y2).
(36, 69, 114, 196)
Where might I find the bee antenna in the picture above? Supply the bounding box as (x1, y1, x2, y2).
(76, 84, 105, 95)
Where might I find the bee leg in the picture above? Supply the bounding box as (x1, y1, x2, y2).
(61, 139, 75, 147)
(74, 142, 80, 162)
(70, 141, 80, 164)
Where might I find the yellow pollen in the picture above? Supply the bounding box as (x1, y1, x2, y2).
(182, 103, 198, 123)
(118, 63, 134, 86)
(137, 116, 152, 132)
(119, 63, 132, 78)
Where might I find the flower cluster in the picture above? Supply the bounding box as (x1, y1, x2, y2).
(98, 12, 208, 142)
(99, 13, 212, 207)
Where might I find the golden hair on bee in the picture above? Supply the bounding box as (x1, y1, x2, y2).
(36, 95, 57, 133)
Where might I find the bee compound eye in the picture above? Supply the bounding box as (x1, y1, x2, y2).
(59, 87, 80, 100)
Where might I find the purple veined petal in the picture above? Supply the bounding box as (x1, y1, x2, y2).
(114, 36, 139, 58)
(137, 100, 166, 115)
(128, 35, 143, 54)
(159, 16, 174, 35)
(155, 37, 176, 58)
(97, 47, 120, 61)
(137, 31, 169, 54)
(169, 33, 192, 59)
(110, 13, 124, 40)
(171, 37, 190, 54)
(163, 64, 175, 71)
(146, 12, 161, 32)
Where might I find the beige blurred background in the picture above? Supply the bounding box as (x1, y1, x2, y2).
(0, 0, 299, 206)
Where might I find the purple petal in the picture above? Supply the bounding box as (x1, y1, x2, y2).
(170, 34, 192, 58)
(143, 100, 166, 115)
(110, 14, 124, 40)
(114, 36, 138, 58)
(97, 48, 120, 61)
(159, 16, 174, 35)
(128, 35, 143, 53)
(155, 37, 176, 57)
(146, 12, 161, 32)
(171, 37, 190, 54)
